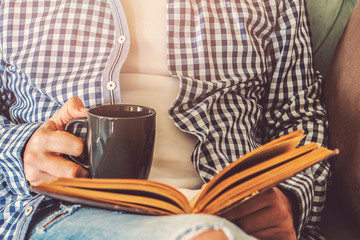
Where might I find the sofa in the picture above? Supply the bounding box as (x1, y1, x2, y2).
(306, 0, 360, 239)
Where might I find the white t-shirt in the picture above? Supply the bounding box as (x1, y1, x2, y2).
(120, 0, 204, 190)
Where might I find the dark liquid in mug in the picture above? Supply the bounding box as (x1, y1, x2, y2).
(90, 105, 154, 118)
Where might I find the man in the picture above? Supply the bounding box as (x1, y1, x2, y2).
(0, 0, 328, 239)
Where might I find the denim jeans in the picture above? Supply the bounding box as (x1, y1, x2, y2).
(26, 202, 256, 240)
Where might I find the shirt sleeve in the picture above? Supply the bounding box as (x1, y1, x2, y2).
(259, 0, 330, 238)
(0, 66, 42, 195)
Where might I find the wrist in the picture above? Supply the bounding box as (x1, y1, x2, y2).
(278, 187, 300, 236)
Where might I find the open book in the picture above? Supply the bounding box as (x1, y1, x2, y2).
(31, 130, 337, 216)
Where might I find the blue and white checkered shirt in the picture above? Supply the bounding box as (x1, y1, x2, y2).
(0, 0, 329, 239)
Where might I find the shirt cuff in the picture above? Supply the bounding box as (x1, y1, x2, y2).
(278, 171, 315, 237)
(0, 122, 42, 194)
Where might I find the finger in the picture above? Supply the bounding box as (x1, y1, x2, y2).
(33, 153, 89, 179)
(249, 227, 295, 240)
(237, 188, 281, 217)
(234, 206, 276, 233)
(43, 129, 84, 156)
(25, 167, 58, 186)
(50, 97, 88, 128)
(221, 189, 274, 220)
(233, 191, 295, 238)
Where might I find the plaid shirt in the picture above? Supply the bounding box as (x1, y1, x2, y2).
(0, 0, 329, 239)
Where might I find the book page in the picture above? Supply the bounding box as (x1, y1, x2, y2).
(32, 178, 193, 214)
(197, 147, 336, 215)
(193, 143, 319, 211)
(196, 130, 305, 202)
(177, 188, 201, 202)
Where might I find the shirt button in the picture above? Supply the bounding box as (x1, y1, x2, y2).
(25, 206, 34, 216)
(118, 35, 126, 44)
(107, 81, 116, 90)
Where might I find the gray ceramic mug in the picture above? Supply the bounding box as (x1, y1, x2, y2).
(65, 104, 156, 179)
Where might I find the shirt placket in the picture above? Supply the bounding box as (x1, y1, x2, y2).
(102, 0, 130, 105)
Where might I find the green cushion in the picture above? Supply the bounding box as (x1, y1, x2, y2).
(307, 0, 343, 51)
(307, 0, 358, 76)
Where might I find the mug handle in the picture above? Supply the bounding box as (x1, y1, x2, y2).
(64, 118, 90, 169)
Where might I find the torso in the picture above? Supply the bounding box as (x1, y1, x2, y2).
(119, 0, 203, 189)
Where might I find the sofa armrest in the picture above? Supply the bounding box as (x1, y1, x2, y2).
(320, 189, 360, 239)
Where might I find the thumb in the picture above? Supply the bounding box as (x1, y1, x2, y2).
(51, 97, 88, 128)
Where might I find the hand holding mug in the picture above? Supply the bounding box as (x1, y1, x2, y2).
(23, 97, 90, 186)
